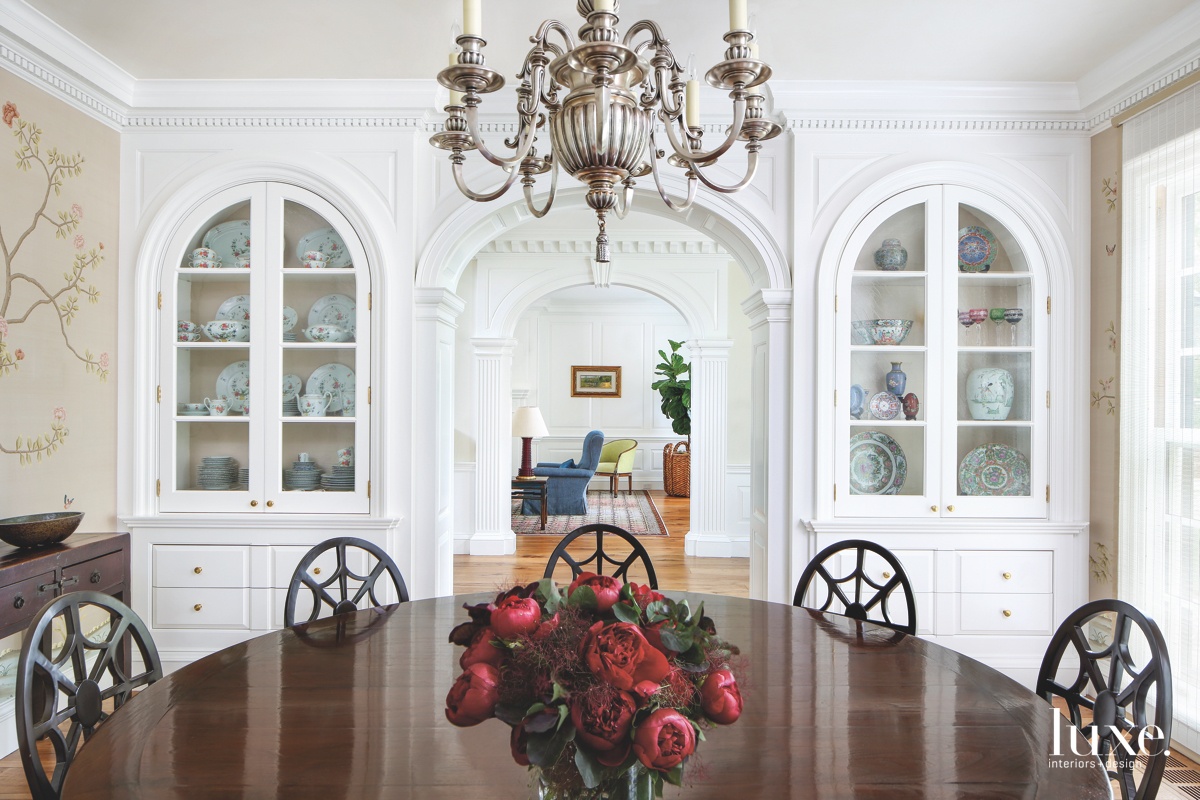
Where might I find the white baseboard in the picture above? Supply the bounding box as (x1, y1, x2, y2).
(468, 531, 516, 556)
(684, 531, 750, 558)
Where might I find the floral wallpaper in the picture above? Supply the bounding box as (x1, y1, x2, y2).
(0, 74, 119, 528)
(1089, 125, 1121, 597)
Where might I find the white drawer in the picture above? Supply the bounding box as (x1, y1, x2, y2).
(831, 548, 934, 593)
(270, 545, 368, 589)
(958, 593, 1053, 635)
(154, 545, 250, 588)
(152, 587, 250, 629)
(957, 550, 1052, 594)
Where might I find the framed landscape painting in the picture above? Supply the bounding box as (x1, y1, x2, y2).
(571, 366, 622, 398)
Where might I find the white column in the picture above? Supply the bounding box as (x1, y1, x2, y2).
(471, 337, 517, 555)
(411, 289, 466, 597)
(742, 289, 793, 602)
(685, 339, 734, 557)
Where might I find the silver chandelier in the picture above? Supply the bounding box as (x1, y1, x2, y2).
(430, 0, 781, 264)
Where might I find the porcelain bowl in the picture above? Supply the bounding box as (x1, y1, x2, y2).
(203, 320, 246, 342)
(304, 324, 352, 343)
(179, 402, 207, 413)
(868, 319, 914, 346)
(0, 511, 84, 548)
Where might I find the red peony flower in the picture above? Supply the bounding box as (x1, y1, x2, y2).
(2, 102, 17, 127)
(642, 619, 680, 656)
(532, 611, 560, 641)
(663, 667, 698, 707)
(569, 572, 623, 612)
(632, 708, 696, 772)
(444, 662, 501, 727)
(459, 626, 505, 670)
(490, 594, 542, 639)
(580, 621, 670, 693)
(510, 721, 531, 766)
(628, 582, 665, 610)
(700, 669, 743, 724)
(571, 690, 638, 766)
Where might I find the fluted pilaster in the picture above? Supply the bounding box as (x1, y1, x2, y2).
(685, 339, 733, 557)
(471, 338, 517, 555)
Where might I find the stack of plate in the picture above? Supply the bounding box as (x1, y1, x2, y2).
(320, 464, 355, 492)
(197, 456, 238, 490)
(283, 332, 297, 343)
(282, 396, 300, 416)
(284, 461, 322, 491)
(236, 468, 249, 491)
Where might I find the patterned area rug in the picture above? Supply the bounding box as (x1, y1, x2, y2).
(512, 489, 668, 536)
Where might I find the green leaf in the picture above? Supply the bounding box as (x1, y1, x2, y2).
(658, 625, 691, 653)
(527, 721, 574, 767)
(551, 682, 567, 702)
(664, 763, 685, 787)
(568, 585, 598, 611)
(613, 601, 641, 625)
(574, 744, 604, 789)
(668, 339, 683, 350)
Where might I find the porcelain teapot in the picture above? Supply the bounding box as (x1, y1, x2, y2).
(297, 392, 333, 417)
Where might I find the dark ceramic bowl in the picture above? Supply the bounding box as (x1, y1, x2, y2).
(0, 511, 84, 548)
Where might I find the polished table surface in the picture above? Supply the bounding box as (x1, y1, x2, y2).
(62, 593, 1112, 799)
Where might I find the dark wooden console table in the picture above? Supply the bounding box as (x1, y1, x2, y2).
(0, 532, 130, 638)
(512, 476, 548, 529)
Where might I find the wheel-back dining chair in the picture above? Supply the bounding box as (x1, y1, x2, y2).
(1036, 599, 1172, 800)
(793, 539, 917, 635)
(284, 537, 409, 627)
(594, 438, 637, 495)
(542, 524, 658, 588)
(17, 591, 163, 800)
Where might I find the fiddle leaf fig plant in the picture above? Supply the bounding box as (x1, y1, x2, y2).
(651, 339, 691, 437)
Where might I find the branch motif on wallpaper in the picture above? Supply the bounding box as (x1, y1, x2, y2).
(1101, 175, 1118, 213)
(1089, 542, 1112, 583)
(1091, 377, 1117, 416)
(0, 102, 109, 463)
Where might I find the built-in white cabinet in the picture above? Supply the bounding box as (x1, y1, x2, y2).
(813, 181, 1086, 687)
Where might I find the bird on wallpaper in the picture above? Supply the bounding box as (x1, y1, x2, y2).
(63, 494, 74, 510)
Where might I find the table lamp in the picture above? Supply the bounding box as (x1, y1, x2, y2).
(512, 406, 549, 480)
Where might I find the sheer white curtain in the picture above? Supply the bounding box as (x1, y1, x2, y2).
(1121, 83, 1200, 753)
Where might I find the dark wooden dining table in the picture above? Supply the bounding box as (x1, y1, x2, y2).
(61, 592, 1113, 799)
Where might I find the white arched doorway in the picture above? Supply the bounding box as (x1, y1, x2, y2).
(413, 186, 793, 602)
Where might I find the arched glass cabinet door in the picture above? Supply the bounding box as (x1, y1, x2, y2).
(158, 183, 371, 514)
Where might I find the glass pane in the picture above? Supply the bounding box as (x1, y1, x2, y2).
(956, 277, 1032, 348)
(955, 426, 1032, 497)
(957, 352, 1032, 422)
(848, 424, 925, 497)
(853, 204, 925, 272)
(850, 352, 925, 422)
(850, 277, 926, 347)
(958, 205, 1027, 274)
(282, 422, 356, 492)
(173, 419, 249, 492)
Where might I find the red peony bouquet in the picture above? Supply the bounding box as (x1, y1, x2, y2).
(446, 574, 744, 799)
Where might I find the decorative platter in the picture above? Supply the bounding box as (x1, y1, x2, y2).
(305, 363, 355, 414)
(868, 391, 901, 421)
(849, 430, 907, 495)
(308, 294, 356, 336)
(296, 226, 352, 268)
(201, 220, 252, 268)
(215, 360, 250, 412)
(216, 295, 251, 323)
(282, 374, 304, 402)
(958, 225, 998, 273)
(282, 306, 298, 333)
(958, 443, 1030, 496)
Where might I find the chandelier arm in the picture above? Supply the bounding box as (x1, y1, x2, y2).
(612, 179, 636, 220)
(451, 159, 522, 203)
(521, 160, 560, 219)
(622, 19, 668, 51)
(531, 19, 577, 54)
(659, 96, 747, 163)
(647, 131, 699, 212)
(685, 150, 760, 194)
(652, 64, 684, 118)
(464, 105, 539, 169)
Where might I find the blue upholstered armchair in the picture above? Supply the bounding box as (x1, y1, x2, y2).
(521, 430, 604, 516)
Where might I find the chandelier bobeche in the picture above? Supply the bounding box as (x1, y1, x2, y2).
(431, 0, 780, 264)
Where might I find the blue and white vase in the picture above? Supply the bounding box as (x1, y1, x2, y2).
(874, 238, 908, 271)
(885, 362, 906, 397)
(849, 384, 865, 419)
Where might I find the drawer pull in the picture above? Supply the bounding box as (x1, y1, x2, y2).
(193, 604, 203, 612)
(90, 571, 101, 584)
(13, 596, 24, 610)
(313, 567, 322, 575)
(266, 500, 274, 508)
(1002, 609, 1012, 618)
(946, 505, 955, 512)
(194, 567, 203, 574)
(250, 500, 259, 508)
(930, 505, 938, 512)
(882, 571, 892, 579)
(1002, 572, 1012, 581)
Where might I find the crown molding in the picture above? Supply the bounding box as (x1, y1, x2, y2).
(481, 237, 727, 256)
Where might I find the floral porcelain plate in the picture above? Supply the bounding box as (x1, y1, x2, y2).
(849, 430, 907, 495)
(282, 306, 298, 333)
(958, 443, 1030, 496)
(308, 294, 356, 336)
(868, 391, 901, 420)
(295, 226, 352, 268)
(215, 360, 250, 412)
(281, 374, 304, 402)
(216, 295, 251, 323)
(202, 220, 252, 268)
(305, 363, 355, 414)
(958, 225, 998, 273)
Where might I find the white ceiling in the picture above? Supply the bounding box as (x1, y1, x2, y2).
(19, 0, 1198, 84)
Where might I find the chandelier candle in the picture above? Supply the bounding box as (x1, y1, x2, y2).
(431, 0, 779, 265)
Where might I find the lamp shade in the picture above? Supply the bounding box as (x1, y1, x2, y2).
(512, 406, 549, 438)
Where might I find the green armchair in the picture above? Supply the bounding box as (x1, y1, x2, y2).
(594, 439, 637, 495)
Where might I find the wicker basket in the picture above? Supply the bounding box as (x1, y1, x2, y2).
(663, 441, 691, 498)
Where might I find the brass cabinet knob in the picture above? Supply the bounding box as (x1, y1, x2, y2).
(266, 500, 274, 508)
(1002, 571, 1012, 580)
(250, 500, 259, 508)
(193, 603, 203, 612)
(882, 571, 892, 579)
(1002, 609, 1012, 618)
(946, 505, 955, 512)
(194, 566, 203, 574)
(313, 567, 322, 575)
(930, 505, 938, 512)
